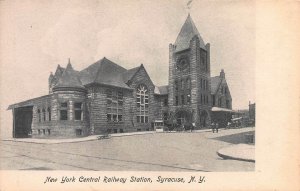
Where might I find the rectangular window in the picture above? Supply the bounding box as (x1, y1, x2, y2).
(76, 129, 82, 136)
(120, 129, 124, 133)
(175, 81, 178, 91)
(226, 100, 230, 108)
(107, 114, 111, 121)
(137, 116, 140, 123)
(118, 115, 122, 121)
(113, 114, 117, 122)
(163, 112, 168, 121)
(141, 116, 144, 123)
(181, 95, 185, 105)
(60, 102, 68, 120)
(187, 93, 191, 104)
(145, 116, 148, 123)
(43, 129, 45, 135)
(107, 89, 123, 123)
(212, 95, 216, 106)
(38, 129, 41, 135)
(74, 102, 82, 120)
(164, 98, 168, 106)
(113, 129, 117, 133)
(175, 96, 178, 106)
(186, 79, 191, 89)
(60, 110, 68, 120)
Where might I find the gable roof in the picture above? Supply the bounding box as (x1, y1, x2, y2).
(54, 63, 85, 89)
(210, 76, 222, 94)
(174, 14, 206, 52)
(154, 85, 168, 95)
(123, 66, 140, 83)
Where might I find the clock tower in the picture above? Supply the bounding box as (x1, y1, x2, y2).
(168, 14, 211, 128)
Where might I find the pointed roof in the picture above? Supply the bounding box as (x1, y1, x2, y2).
(123, 66, 141, 83)
(174, 14, 206, 52)
(79, 57, 130, 89)
(210, 76, 222, 94)
(54, 62, 85, 90)
(54, 64, 65, 77)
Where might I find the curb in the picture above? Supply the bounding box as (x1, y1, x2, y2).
(217, 151, 255, 163)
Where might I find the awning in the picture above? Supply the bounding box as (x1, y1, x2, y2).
(232, 117, 243, 121)
(7, 94, 51, 110)
(211, 107, 237, 113)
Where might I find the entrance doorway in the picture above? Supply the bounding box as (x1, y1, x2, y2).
(200, 110, 208, 127)
(13, 106, 33, 138)
(175, 110, 192, 126)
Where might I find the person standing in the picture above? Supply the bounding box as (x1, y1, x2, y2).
(216, 122, 219, 133)
(211, 122, 215, 133)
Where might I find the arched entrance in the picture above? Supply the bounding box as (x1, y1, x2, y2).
(200, 110, 208, 127)
(175, 109, 192, 126)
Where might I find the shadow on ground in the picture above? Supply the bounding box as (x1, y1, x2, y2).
(212, 131, 255, 144)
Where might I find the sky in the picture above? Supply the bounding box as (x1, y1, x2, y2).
(0, 0, 255, 136)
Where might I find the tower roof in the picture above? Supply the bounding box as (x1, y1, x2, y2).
(174, 14, 206, 51)
(54, 62, 85, 90)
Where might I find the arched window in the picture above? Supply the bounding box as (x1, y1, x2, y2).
(37, 109, 41, 122)
(136, 84, 149, 123)
(47, 107, 51, 121)
(42, 109, 46, 121)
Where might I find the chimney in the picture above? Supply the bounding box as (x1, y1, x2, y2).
(220, 69, 225, 78)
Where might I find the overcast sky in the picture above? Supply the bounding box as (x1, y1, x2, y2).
(0, 0, 255, 134)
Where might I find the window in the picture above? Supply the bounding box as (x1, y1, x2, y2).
(226, 100, 230, 108)
(60, 102, 68, 120)
(187, 93, 191, 104)
(74, 102, 82, 120)
(76, 129, 82, 136)
(200, 79, 203, 89)
(212, 95, 216, 106)
(206, 81, 208, 91)
(106, 89, 123, 122)
(37, 109, 41, 122)
(136, 84, 149, 123)
(113, 129, 117, 133)
(47, 129, 51, 135)
(175, 81, 178, 91)
(181, 94, 185, 105)
(175, 96, 178, 106)
(43, 129, 45, 135)
(42, 109, 46, 121)
(163, 98, 168, 106)
(38, 129, 41, 135)
(186, 78, 191, 89)
(120, 129, 124, 133)
(163, 112, 168, 121)
(47, 107, 51, 121)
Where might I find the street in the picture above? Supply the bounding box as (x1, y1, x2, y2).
(0, 128, 254, 171)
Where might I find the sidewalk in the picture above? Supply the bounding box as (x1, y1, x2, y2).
(217, 143, 255, 162)
(1, 128, 217, 144)
(1, 131, 156, 144)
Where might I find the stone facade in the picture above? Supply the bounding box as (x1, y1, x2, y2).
(8, 14, 233, 138)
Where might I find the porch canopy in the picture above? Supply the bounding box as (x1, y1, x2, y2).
(211, 107, 238, 113)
